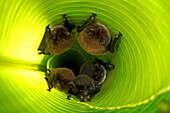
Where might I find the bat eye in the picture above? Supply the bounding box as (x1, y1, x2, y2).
(78, 86, 84, 89)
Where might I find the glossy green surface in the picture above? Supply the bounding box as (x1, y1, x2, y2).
(0, 0, 169, 112)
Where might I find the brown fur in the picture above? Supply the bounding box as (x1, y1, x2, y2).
(74, 74, 94, 88)
(46, 25, 73, 55)
(50, 68, 75, 92)
(77, 23, 111, 55)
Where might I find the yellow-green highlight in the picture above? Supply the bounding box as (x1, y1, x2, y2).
(0, 0, 170, 112)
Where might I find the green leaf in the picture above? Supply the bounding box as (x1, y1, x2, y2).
(0, 0, 169, 112)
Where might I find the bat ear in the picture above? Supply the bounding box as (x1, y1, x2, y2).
(90, 85, 94, 91)
(44, 77, 48, 82)
(69, 82, 76, 88)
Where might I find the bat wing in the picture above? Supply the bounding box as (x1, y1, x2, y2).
(38, 25, 51, 51)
